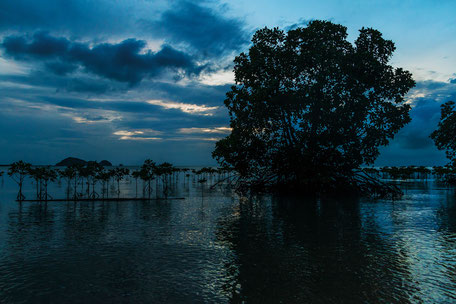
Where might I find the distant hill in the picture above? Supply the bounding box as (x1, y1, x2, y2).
(99, 160, 112, 166)
(56, 157, 87, 166)
(56, 157, 112, 167)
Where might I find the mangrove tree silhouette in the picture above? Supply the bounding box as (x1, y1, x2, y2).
(8, 161, 31, 201)
(213, 20, 415, 195)
(430, 101, 456, 185)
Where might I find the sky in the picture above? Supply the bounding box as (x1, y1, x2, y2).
(0, 0, 455, 166)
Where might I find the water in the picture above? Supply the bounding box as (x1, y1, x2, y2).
(0, 172, 455, 303)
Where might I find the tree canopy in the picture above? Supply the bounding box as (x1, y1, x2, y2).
(431, 101, 456, 166)
(213, 20, 415, 192)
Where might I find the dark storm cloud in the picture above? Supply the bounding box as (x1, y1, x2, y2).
(376, 80, 456, 166)
(1, 32, 204, 84)
(0, 0, 242, 164)
(145, 1, 249, 57)
(0, 69, 231, 106)
(0, 72, 123, 94)
(285, 18, 315, 31)
(394, 84, 456, 151)
(37, 96, 163, 113)
(0, 0, 250, 59)
(63, 79, 111, 94)
(0, 0, 153, 37)
(139, 81, 231, 106)
(45, 61, 79, 76)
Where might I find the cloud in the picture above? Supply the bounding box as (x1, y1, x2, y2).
(285, 18, 315, 31)
(376, 80, 456, 165)
(64, 78, 111, 93)
(0, 57, 27, 75)
(72, 116, 108, 124)
(114, 130, 145, 137)
(114, 129, 162, 141)
(0, 0, 158, 38)
(168, 137, 220, 141)
(145, 99, 219, 116)
(45, 61, 78, 76)
(178, 127, 231, 134)
(1, 32, 204, 84)
(118, 136, 162, 141)
(394, 81, 456, 151)
(69, 112, 121, 124)
(0, 71, 119, 94)
(0, 0, 250, 60)
(198, 69, 234, 86)
(145, 1, 249, 58)
(0, 92, 228, 135)
(111, 128, 221, 142)
(0, 0, 245, 165)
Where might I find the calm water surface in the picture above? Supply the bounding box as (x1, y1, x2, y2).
(0, 172, 455, 303)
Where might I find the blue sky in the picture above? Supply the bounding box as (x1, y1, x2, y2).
(0, 0, 455, 166)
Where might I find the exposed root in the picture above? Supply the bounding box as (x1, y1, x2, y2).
(220, 170, 403, 199)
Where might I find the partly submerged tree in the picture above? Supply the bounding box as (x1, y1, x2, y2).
(58, 166, 78, 199)
(155, 162, 175, 198)
(8, 161, 32, 200)
(139, 159, 156, 198)
(131, 170, 141, 198)
(28, 166, 57, 201)
(110, 167, 130, 198)
(28, 167, 43, 200)
(39, 166, 57, 201)
(431, 101, 456, 166)
(198, 177, 207, 199)
(213, 20, 415, 194)
(78, 161, 103, 199)
(97, 170, 111, 199)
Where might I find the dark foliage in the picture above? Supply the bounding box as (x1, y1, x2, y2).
(1, 32, 201, 84)
(431, 101, 456, 167)
(7, 161, 31, 200)
(213, 20, 415, 194)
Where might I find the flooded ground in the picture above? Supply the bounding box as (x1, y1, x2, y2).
(0, 172, 455, 303)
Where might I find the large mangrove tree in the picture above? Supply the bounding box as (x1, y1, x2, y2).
(213, 20, 415, 193)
